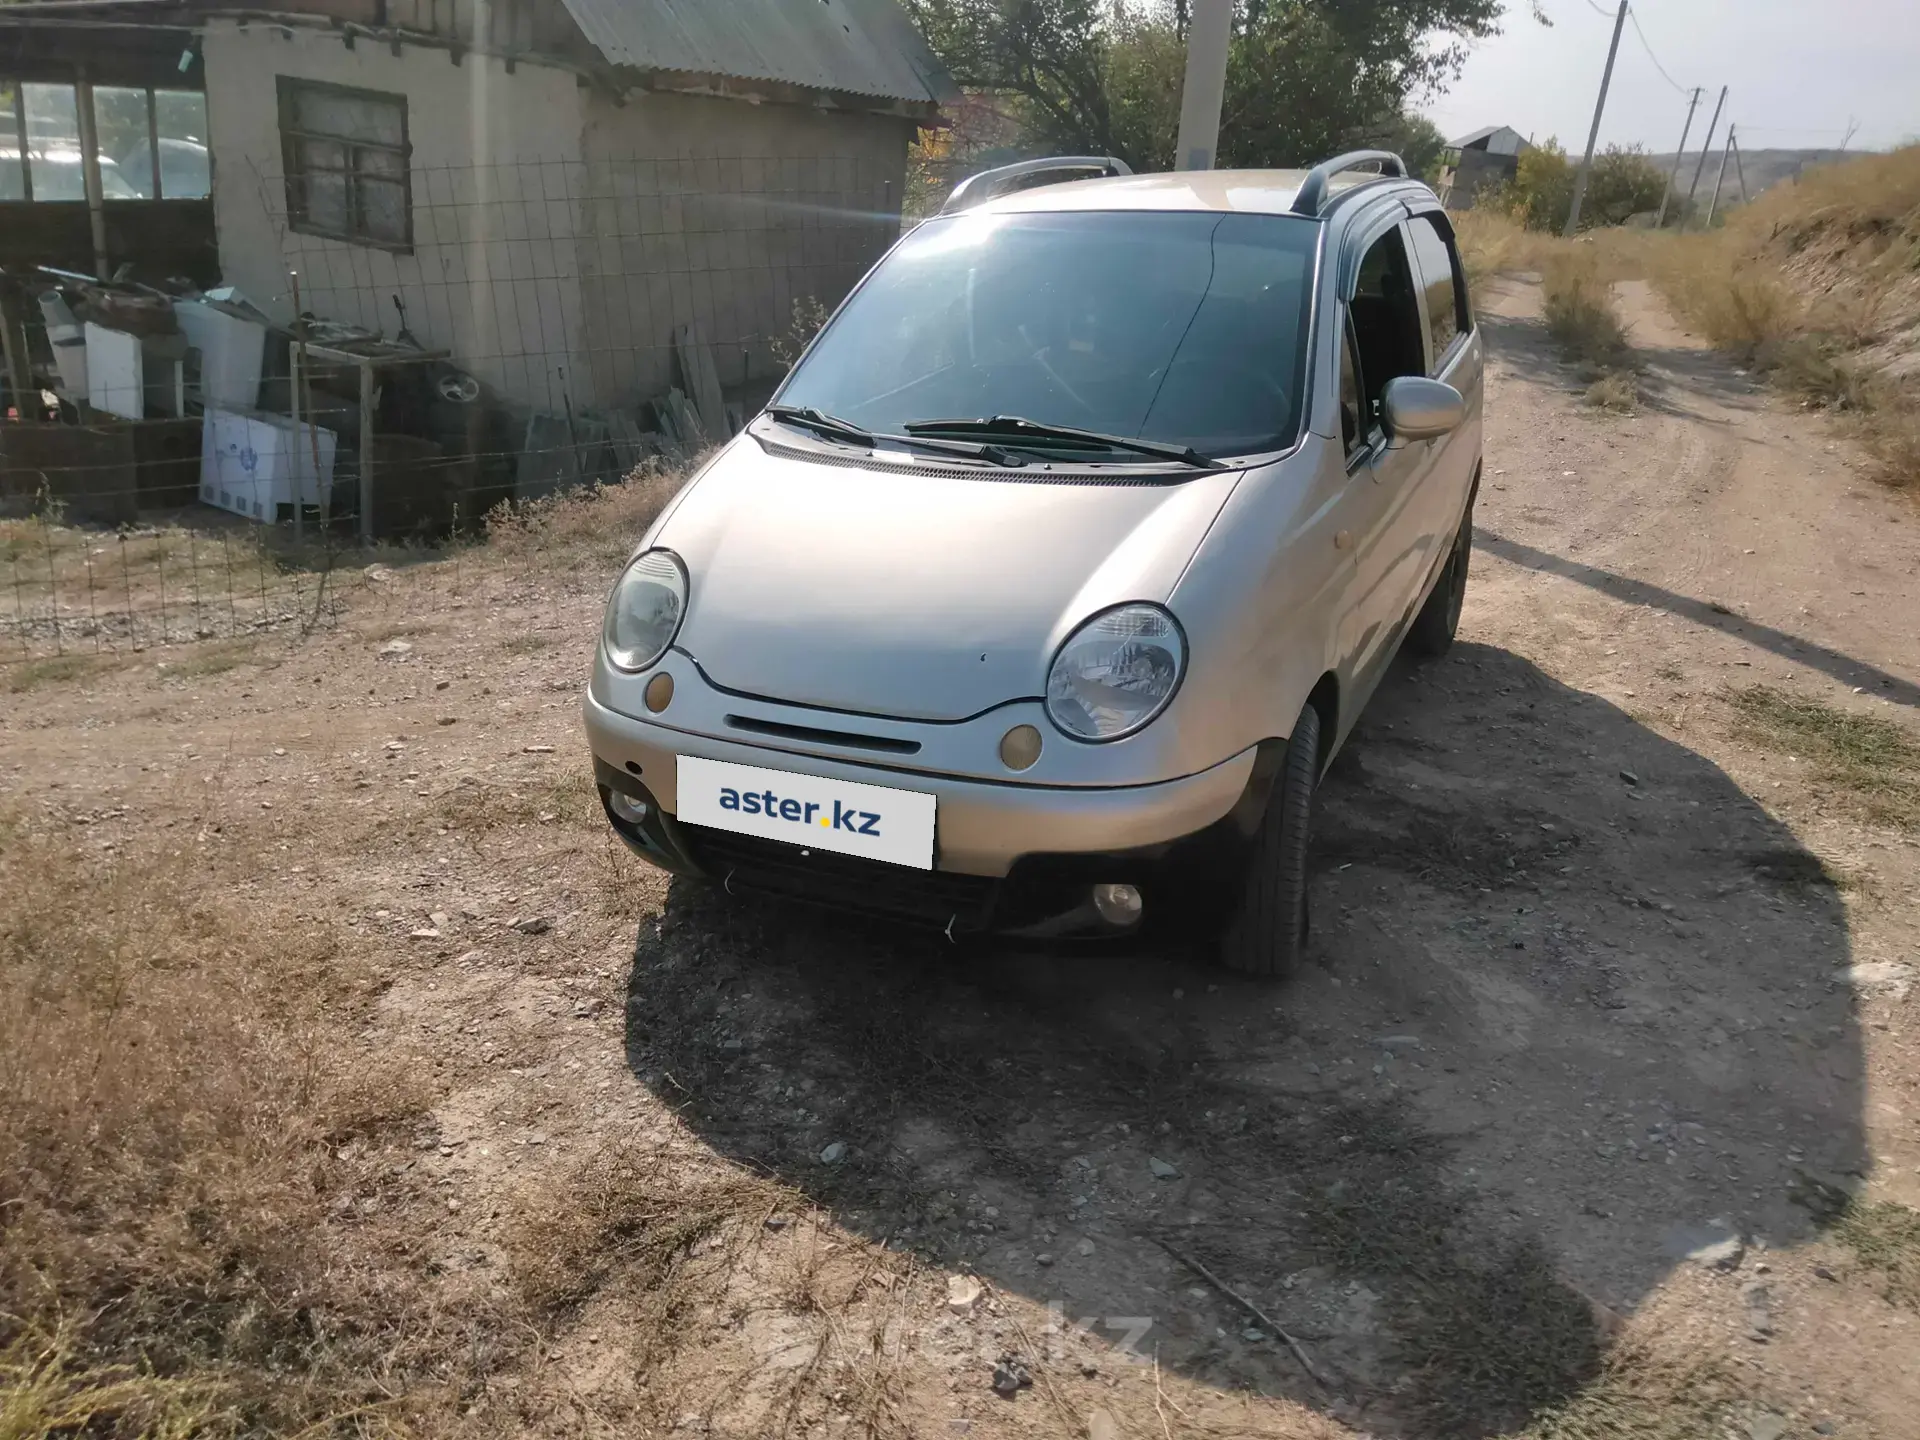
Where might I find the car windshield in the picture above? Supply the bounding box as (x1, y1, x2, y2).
(775, 208, 1320, 460)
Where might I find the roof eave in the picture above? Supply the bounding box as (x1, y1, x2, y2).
(627, 66, 943, 122)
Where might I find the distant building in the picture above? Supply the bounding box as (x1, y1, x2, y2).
(199, 0, 955, 410)
(3, 0, 955, 412)
(1438, 125, 1530, 210)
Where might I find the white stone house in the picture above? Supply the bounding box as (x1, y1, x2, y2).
(198, 0, 953, 411)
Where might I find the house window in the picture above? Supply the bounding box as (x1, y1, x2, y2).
(2, 80, 209, 203)
(278, 77, 410, 250)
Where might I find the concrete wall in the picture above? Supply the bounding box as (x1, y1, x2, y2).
(576, 91, 911, 407)
(202, 20, 593, 408)
(1442, 149, 1520, 211)
(203, 21, 916, 415)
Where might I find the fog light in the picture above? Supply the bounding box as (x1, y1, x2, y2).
(1092, 882, 1143, 927)
(607, 789, 650, 825)
(999, 723, 1042, 771)
(644, 671, 675, 712)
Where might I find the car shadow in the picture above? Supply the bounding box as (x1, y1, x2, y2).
(1476, 529, 1920, 708)
(620, 642, 1865, 1436)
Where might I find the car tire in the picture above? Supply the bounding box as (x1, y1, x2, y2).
(1217, 702, 1320, 978)
(1407, 491, 1475, 659)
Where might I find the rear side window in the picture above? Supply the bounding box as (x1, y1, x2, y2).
(1406, 213, 1468, 369)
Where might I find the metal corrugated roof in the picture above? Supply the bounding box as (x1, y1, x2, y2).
(1451, 124, 1528, 153)
(556, 0, 956, 106)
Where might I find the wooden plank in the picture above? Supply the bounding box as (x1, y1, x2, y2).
(0, 284, 31, 420)
(663, 385, 707, 450)
(674, 323, 727, 442)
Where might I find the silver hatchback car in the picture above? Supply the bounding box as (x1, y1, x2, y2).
(583, 151, 1482, 976)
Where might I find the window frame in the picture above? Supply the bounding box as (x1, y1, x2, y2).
(1, 79, 210, 204)
(1338, 309, 1370, 463)
(277, 75, 413, 253)
(1340, 219, 1425, 465)
(4, 80, 33, 202)
(1405, 209, 1472, 375)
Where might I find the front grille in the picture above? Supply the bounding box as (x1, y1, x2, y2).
(680, 824, 998, 929)
(724, 713, 921, 754)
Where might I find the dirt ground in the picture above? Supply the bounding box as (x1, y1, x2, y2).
(4, 275, 1918, 1439)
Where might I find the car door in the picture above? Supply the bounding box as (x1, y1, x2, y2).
(1403, 209, 1481, 575)
(1336, 220, 1436, 699)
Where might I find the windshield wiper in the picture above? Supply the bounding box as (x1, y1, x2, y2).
(902, 415, 1224, 469)
(764, 405, 1026, 466)
(765, 405, 874, 445)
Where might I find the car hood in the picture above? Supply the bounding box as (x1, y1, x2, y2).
(654, 434, 1242, 722)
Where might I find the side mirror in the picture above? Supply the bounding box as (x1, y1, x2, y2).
(1381, 376, 1465, 448)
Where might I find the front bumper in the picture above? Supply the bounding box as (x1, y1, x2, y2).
(584, 687, 1278, 936)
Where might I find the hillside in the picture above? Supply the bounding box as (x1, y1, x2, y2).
(1644, 147, 1856, 206)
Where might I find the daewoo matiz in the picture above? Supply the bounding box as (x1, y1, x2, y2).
(584, 150, 1482, 976)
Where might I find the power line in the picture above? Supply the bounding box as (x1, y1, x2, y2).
(1735, 123, 1857, 135)
(1626, 6, 1691, 95)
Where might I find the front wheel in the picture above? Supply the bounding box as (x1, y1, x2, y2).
(1217, 703, 1320, 978)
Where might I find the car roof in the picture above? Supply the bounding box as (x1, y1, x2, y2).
(967, 167, 1431, 219)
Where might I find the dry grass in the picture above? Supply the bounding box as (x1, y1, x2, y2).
(2, 652, 118, 693)
(0, 814, 448, 1435)
(1453, 209, 1554, 290)
(434, 765, 600, 834)
(481, 461, 690, 572)
(1520, 1344, 1740, 1440)
(1639, 145, 1920, 489)
(1834, 1200, 1920, 1312)
(505, 1147, 788, 1320)
(1583, 369, 1641, 412)
(1724, 684, 1920, 830)
(1458, 148, 1920, 490)
(1541, 251, 1630, 363)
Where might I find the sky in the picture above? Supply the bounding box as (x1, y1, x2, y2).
(1421, 0, 1919, 156)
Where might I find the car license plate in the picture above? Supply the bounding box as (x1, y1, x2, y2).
(677, 756, 935, 870)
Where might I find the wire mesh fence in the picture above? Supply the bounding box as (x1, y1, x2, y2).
(1, 148, 913, 663)
(245, 151, 905, 417)
(1, 511, 347, 661)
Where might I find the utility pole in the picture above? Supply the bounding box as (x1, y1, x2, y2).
(1681, 85, 1728, 230)
(1174, 0, 1233, 171)
(1705, 123, 1735, 226)
(1654, 86, 1703, 229)
(1730, 127, 1749, 204)
(1840, 115, 1860, 152)
(1563, 0, 1630, 236)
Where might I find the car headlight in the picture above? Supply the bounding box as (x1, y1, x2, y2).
(1045, 603, 1186, 741)
(602, 549, 687, 672)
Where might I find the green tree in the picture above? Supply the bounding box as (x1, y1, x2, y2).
(1504, 139, 1667, 231)
(904, 0, 1541, 172)
(1582, 144, 1668, 225)
(1507, 137, 1574, 230)
(1363, 111, 1450, 184)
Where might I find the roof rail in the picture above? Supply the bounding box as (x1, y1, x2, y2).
(1290, 150, 1408, 217)
(939, 155, 1133, 214)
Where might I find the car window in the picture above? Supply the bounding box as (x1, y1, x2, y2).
(97, 159, 140, 199)
(1346, 226, 1424, 434)
(1407, 212, 1468, 370)
(1338, 316, 1364, 456)
(776, 209, 1321, 460)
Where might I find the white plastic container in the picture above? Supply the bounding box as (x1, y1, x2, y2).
(172, 300, 266, 410)
(85, 321, 144, 419)
(200, 407, 337, 522)
(38, 293, 88, 398)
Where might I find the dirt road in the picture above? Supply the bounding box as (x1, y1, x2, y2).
(5, 275, 1917, 1437)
